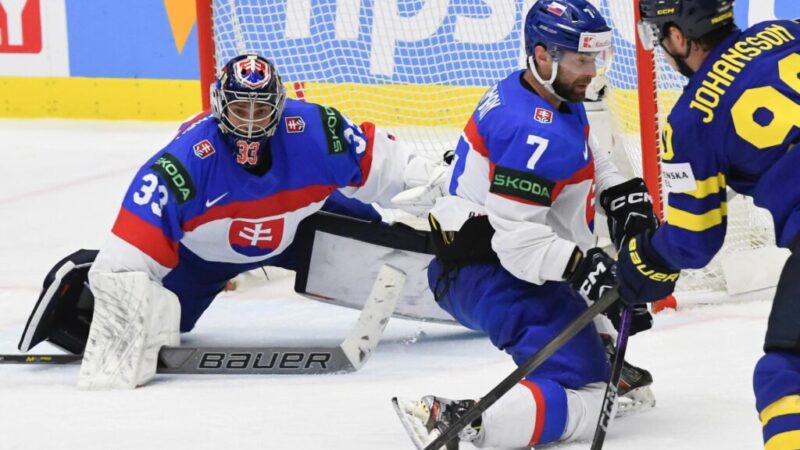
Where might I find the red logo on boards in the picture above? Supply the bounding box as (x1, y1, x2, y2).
(193, 140, 216, 159)
(228, 218, 285, 257)
(0, 0, 42, 53)
(285, 116, 305, 133)
(534, 108, 553, 124)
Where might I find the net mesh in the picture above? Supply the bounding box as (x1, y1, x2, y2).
(209, 0, 777, 297)
(595, 1, 776, 295)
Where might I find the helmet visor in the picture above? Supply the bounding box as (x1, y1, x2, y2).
(637, 20, 661, 51)
(220, 88, 284, 139)
(553, 48, 610, 75)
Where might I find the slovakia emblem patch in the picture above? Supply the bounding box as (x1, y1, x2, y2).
(547, 2, 566, 16)
(285, 116, 306, 133)
(193, 139, 216, 159)
(228, 217, 285, 257)
(534, 108, 554, 124)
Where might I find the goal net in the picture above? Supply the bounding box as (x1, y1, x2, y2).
(197, 0, 782, 306)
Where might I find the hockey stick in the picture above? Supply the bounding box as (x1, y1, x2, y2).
(418, 288, 619, 450)
(590, 303, 633, 450)
(1, 264, 406, 375)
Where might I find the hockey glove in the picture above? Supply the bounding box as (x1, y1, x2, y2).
(604, 301, 653, 336)
(616, 230, 680, 304)
(566, 247, 618, 304)
(600, 178, 659, 249)
(391, 150, 453, 217)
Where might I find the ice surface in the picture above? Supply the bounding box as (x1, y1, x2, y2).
(0, 120, 768, 449)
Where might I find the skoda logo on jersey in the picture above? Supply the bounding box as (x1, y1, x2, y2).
(234, 57, 271, 89)
(285, 116, 306, 133)
(534, 108, 554, 124)
(228, 217, 285, 257)
(193, 139, 216, 159)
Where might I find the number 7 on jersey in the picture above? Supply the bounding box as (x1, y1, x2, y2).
(526, 134, 550, 170)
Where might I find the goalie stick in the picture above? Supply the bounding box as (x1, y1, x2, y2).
(393, 287, 618, 450)
(1, 264, 406, 375)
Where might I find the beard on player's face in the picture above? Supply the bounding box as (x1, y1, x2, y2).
(553, 72, 594, 102)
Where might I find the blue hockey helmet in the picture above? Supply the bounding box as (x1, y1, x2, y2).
(524, 0, 612, 58)
(638, 0, 735, 50)
(211, 54, 287, 141)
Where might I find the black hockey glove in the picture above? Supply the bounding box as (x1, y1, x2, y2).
(616, 229, 680, 304)
(565, 247, 617, 303)
(604, 301, 653, 336)
(600, 178, 659, 249)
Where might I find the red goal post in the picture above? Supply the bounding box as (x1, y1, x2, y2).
(193, 0, 781, 308)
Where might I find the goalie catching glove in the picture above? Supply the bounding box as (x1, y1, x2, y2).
(390, 150, 453, 217)
(600, 178, 660, 249)
(616, 229, 681, 304)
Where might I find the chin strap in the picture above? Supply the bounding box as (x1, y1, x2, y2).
(527, 55, 567, 102)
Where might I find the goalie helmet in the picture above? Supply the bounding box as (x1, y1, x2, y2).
(211, 54, 287, 141)
(638, 0, 735, 45)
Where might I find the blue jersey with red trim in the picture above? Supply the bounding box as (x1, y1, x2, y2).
(650, 20, 800, 269)
(432, 70, 624, 285)
(92, 98, 405, 288)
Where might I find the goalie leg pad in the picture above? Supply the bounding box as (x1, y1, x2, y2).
(18, 249, 98, 354)
(78, 272, 180, 390)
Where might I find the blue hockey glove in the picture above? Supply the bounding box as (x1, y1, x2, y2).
(616, 230, 680, 304)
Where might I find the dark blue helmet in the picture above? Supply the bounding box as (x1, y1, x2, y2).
(639, 0, 734, 43)
(524, 0, 612, 57)
(211, 54, 287, 141)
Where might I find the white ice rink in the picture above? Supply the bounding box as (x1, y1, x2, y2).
(0, 119, 770, 449)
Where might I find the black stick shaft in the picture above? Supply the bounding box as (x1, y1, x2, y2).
(590, 303, 634, 450)
(0, 354, 82, 364)
(424, 288, 619, 450)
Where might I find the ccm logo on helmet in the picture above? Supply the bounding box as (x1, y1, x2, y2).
(609, 192, 652, 211)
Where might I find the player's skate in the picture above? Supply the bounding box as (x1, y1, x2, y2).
(605, 338, 656, 417)
(391, 396, 480, 450)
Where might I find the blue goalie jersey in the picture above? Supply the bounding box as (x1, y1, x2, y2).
(90, 98, 408, 329)
(652, 20, 800, 269)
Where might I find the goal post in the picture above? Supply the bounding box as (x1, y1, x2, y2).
(194, 0, 782, 307)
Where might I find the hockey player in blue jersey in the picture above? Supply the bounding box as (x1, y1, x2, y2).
(17, 54, 430, 389)
(616, 1, 800, 448)
(393, 1, 659, 448)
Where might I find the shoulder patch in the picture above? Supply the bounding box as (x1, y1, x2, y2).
(192, 139, 216, 159)
(661, 162, 697, 193)
(151, 153, 196, 204)
(534, 107, 553, 124)
(285, 116, 306, 133)
(317, 105, 346, 154)
(490, 165, 555, 206)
